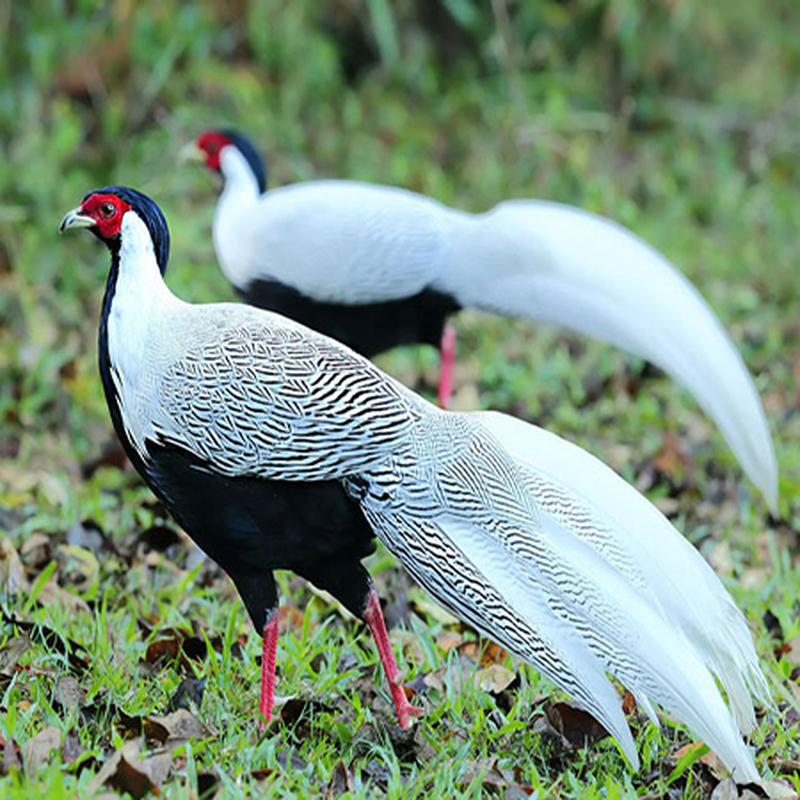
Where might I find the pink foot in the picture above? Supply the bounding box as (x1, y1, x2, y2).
(393, 679, 423, 729)
(258, 613, 279, 731)
(363, 588, 422, 728)
(438, 325, 457, 409)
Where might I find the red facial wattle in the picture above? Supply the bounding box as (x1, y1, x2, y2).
(80, 193, 132, 238)
(197, 131, 232, 172)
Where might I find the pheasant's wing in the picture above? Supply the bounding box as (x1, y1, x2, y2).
(136, 303, 421, 480)
(244, 180, 462, 304)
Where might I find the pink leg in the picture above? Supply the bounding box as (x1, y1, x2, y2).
(258, 614, 279, 731)
(438, 325, 457, 408)
(364, 588, 422, 729)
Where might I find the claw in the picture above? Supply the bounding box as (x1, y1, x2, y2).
(396, 698, 423, 729)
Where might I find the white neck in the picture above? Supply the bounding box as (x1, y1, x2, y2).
(219, 146, 262, 201)
(115, 212, 171, 302)
(107, 211, 178, 457)
(212, 147, 263, 288)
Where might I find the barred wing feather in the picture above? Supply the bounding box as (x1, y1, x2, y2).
(151, 305, 419, 481)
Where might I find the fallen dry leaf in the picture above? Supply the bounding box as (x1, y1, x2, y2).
(740, 568, 770, 591)
(142, 629, 208, 675)
(711, 778, 738, 800)
(275, 748, 308, 771)
(327, 760, 356, 795)
(395, 630, 426, 668)
(66, 520, 110, 555)
(56, 543, 100, 588)
(505, 784, 536, 799)
(0, 633, 30, 680)
(88, 738, 172, 798)
(384, 718, 425, 761)
(545, 701, 609, 748)
(137, 525, 183, 553)
(458, 757, 509, 790)
(277, 604, 312, 632)
(79, 693, 145, 739)
(22, 726, 61, 773)
(197, 772, 220, 796)
(763, 610, 784, 641)
(708, 539, 735, 577)
(168, 676, 206, 712)
(423, 661, 468, 694)
(404, 671, 430, 699)
(435, 631, 463, 654)
(81, 438, 130, 479)
(653, 431, 689, 477)
(54, 675, 86, 713)
(0, 536, 25, 597)
(361, 758, 393, 792)
(61, 732, 85, 766)
(18, 532, 53, 570)
(621, 690, 637, 715)
(653, 496, 681, 516)
(144, 636, 180, 666)
(475, 663, 517, 695)
(143, 709, 213, 746)
(279, 697, 335, 738)
(751, 779, 799, 798)
(1, 734, 22, 774)
(782, 637, 800, 667)
(673, 741, 728, 780)
(36, 578, 91, 614)
(1, 613, 90, 674)
(458, 639, 509, 668)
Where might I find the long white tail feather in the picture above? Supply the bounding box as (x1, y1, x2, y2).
(472, 410, 766, 774)
(635, 692, 659, 728)
(479, 411, 771, 717)
(439, 201, 777, 510)
(365, 507, 640, 767)
(524, 503, 758, 780)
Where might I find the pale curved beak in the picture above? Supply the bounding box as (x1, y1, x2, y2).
(179, 142, 205, 164)
(59, 207, 95, 234)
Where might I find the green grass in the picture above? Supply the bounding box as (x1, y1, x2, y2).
(1, 0, 800, 796)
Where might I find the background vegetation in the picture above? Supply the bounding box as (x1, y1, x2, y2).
(0, 0, 799, 796)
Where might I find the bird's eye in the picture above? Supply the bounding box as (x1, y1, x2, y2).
(100, 202, 116, 219)
(207, 142, 219, 154)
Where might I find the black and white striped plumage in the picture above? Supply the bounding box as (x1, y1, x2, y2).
(62, 187, 767, 780)
(186, 129, 778, 510)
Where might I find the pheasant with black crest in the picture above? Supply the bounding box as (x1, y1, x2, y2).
(61, 186, 767, 779)
(183, 129, 778, 509)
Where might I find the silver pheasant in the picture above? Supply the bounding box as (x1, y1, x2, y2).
(60, 186, 768, 780)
